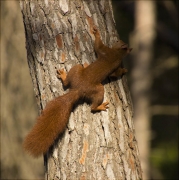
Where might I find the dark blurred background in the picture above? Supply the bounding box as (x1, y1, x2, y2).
(112, 1, 178, 180)
(1, 1, 178, 179)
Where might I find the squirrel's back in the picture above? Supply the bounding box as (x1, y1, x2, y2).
(23, 90, 79, 157)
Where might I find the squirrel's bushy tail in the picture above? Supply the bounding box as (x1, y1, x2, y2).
(23, 90, 79, 157)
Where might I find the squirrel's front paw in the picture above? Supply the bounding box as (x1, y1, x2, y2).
(122, 68, 128, 74)
(57, 69, 66, 81)
(92, 26, 98, 35)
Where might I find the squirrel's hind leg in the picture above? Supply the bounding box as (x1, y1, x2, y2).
(90, 84, 109, 112)
(92, 101, 109, 111)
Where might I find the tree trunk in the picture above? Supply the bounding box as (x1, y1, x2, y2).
(130, 1, 156, 179)
(20, 0, 142, 179)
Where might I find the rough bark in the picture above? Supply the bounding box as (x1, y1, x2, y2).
(20, 0, 142, 179)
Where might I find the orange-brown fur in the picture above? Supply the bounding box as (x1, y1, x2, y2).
(23, 27, 132, 157)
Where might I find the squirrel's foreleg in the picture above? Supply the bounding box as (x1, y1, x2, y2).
(57, 69, 69, 87)
(93, 26, 107, 56)
(110, 67, 128, 78)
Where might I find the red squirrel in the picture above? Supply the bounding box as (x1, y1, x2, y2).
(23, 27, 132, 157)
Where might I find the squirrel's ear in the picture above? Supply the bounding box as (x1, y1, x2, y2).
(128, 48, 133, 53)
